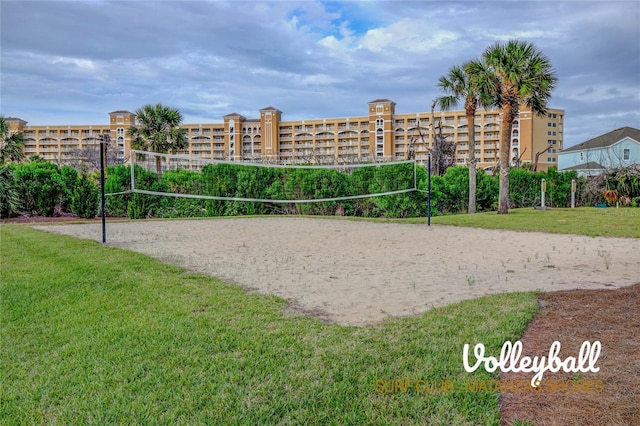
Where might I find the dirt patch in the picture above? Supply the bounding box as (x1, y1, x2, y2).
(500, 283, 640, 426)
(2, 214, 84, 224)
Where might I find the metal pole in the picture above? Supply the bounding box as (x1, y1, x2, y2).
(571, 179, 576, 208)
(427, 153, 431, 226)
(541, 178, 546, 210)
(100, 135, 107, 244)
(130, 149, 135, 193)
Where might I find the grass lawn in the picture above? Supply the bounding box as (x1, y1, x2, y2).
(429, 207, 640, 238)
(1, 224, 539, 425)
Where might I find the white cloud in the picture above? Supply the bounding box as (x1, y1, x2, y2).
(319, 18, 459, 55)
(51, 56, 96, 71)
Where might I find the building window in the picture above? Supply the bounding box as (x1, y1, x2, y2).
(623, 148, 630, 160)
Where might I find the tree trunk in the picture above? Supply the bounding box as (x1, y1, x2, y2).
(498, 103, 513, 214)
(155, 155, 162, 181)
(469, 162, 477, 213)
(467, 109, 477, 214)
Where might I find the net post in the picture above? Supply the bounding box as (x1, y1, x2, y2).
(130, 149, 135, 194)
(99, 133, 109, 244)
(427, 153, 431, 227)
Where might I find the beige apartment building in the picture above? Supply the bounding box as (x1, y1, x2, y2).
(6, 99, 564, 170)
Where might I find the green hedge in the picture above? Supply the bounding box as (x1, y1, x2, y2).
(3, 160, 603, 219)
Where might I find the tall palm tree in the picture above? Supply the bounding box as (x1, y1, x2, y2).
(128, 104, 188, 179)
(0, 116, 26, 164)
(435, 62, 492, 214)
(469, 40, 557, 214)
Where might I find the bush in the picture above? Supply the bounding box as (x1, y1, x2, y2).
(13, 161, 65, 216)
(71, 170, 99, 218)
(545, 167, 579, 208)
(476, 170, 499, 211)
(426, 166, 498, 214)
(508, 168, 544, 208)
(59, 166, 78, 213)
(104, 165, 132, 217)
(5, 159, 593, 219)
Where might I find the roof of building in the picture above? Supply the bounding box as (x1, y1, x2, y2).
(368, 98, 395, 104)
(108, 110, 134, 114)
(562, 126, 640, 152)
(259, 106, 281, 112)
(223, 112, 246, 119)
(562, 161, 605, 171)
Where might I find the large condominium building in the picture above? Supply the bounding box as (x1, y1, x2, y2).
(6, 99, 564, 170)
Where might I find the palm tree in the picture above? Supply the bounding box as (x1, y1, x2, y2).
(469, 40, 557, 214)
(0, 165, 20, 218)
(127, 104, 188, 179)
(0, 116, 25, 218)
(435, 62, 492, 213)
(0, 116, 26, 164)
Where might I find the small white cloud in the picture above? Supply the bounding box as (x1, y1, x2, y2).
(52, 56, 96, 70)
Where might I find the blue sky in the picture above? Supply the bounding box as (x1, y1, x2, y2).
(1, 0, 639, 148)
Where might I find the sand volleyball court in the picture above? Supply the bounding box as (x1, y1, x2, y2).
(37, 217, 640, 325)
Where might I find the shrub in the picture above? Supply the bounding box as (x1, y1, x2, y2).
(13, 161, 65, 216)
(104, 165, 132, 217)
(71, 170, 99, 218)
(545, 167, 579, 208)
(508, 168, 544, 208)
(59, 166, 78, 213)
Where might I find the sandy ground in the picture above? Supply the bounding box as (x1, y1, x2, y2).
(35, 217, 640, 326)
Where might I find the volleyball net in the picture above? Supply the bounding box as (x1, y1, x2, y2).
(126, 150, 418, 204)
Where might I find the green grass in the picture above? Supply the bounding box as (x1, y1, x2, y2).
(428, 207, 640, 238)
(1, 224, 539, 425)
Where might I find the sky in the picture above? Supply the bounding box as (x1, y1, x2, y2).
(1, 1, 639, 148)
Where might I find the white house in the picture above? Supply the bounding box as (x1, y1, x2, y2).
(558, 127, 640, 176)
